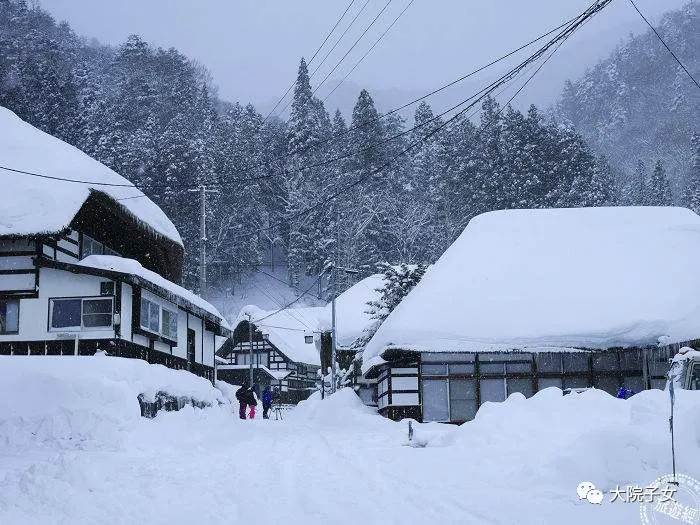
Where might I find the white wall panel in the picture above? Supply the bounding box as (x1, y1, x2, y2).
(389, 393, 419, 406)
(391, 376, 418, 391)
(0, 273, 34, 292)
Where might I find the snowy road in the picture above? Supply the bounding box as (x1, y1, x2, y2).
(0, 387, 668, 525)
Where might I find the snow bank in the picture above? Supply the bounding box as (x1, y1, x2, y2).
(364, 207, 700, 370)
(78, 255, 229, 326)
(292, 388, 383, 427)
(421, 387, 700, 491)
(0, 356, 226, 448)
(0, 106, 181, 244)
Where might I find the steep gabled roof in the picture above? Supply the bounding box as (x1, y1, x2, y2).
(363, 207, 700, 372)
(235, 305, 324, 366)
(0, 107, 181, 246)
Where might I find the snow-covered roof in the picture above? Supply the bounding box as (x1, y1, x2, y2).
(323, 274, 384, 348)
(77, 255, 229, 328)
(236, 305, 324, 366)
(0, 107, 181, 245)
(216, 363, 293, 381)
(363, 207, 700, 372)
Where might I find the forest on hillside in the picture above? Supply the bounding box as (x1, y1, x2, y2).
(556, 1, 700, 202)
(1, 0, 697, 296)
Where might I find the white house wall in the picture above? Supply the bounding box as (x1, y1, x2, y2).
(120, 283, 133, 340)
(2, 267, 116, 342)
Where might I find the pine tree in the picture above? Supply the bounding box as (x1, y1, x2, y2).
(648, 160, 672, 206)
(684, 133, 700, 214)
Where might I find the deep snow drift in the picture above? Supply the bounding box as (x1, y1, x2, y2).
(1, 357, 699, 524)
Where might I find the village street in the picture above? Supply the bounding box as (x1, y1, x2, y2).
(1, 386, 677, 525)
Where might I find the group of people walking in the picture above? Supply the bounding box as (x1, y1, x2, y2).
(235, 382, 277, 420)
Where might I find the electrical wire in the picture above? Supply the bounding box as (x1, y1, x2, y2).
(322, 0, 415, 103)
(253, 276, 322, 323)
(229, 0, 613, 244)
(311, 0, 393, 96)
(0, 164, 137, 188)
(114, 13, 580, 198)
(309, 0, 371, 81)
(263, 0, 358, 122)
(627, 0, 700, 91)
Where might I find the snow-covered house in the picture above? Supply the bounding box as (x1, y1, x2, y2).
(328, 273, 385, 405)
(0, 107, 230, 380)
(362, 207, 700, 423)
(216, 305, 323, 403)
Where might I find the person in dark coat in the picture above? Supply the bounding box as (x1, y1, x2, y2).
(246, 385, 258, 419)
(235, 382, 249, 420)
(261, 386, 273, 419)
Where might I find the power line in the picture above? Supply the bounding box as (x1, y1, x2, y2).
(311, 0, 393, 96)
(239, 0, 611, 322)
(119, 13, 579, 197)
(252, 276, 323, 324)
(322, 0, 415, 103)
(23, 14, 579, 203)
(627, 0, 700, 91)
(309, 0, 371, 82)
(0, 164, 137, 188)
(250, 280, 314, 330)
(113, 14, 582, 203)
(263, 0, 358, 122)
(233, 0, 611, 242)
(274, 0, 371, 120)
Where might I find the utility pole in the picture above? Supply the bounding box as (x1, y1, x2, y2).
(187, 184, 218, 298)
(329, 263, 359, 394)
(247, 313, 254, 386)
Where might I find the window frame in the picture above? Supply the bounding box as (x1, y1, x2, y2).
(0, 298, 20, 334)
(139, 296, 179, 342)
(48, 296, 114, 332)
(161, 307, 178, 340)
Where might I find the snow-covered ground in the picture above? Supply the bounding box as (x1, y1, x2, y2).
(1, 356, 698, 524)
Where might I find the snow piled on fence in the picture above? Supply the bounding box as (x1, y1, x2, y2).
(0, 355, 226, 448)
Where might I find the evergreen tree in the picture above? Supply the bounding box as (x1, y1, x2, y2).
(684, 133, 700, 214)
(648, 160, 672, 205)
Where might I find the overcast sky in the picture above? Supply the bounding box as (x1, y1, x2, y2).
(40, 0, 686, 117)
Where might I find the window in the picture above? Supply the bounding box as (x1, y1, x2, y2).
(82, 299, 113, 328)
(536, 354, 562, 373)
(50, 299, 81, 329)
(304, 335, 313, 344)
(422, 364, 447, 376)
(595, 376, 620, 396)
(538, 377, 563, 390)
(563, 353, 589, 373)
(593, 352, 618, 371)
(423, 379, 449, 422)
(689, 364, 700, 390)
(507, 378, 534, 398)
(140, 297, 161, 333)
(81, 235, 103, 258)
(0, 299, 19, 334)
(449, 379, 477, 421)
(50, 297, 113, 330)
(161, 309, 178, 340)
(237, 352, 269, 367)
(100, 282, 115, 296)
(480, 378, 506, 403)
